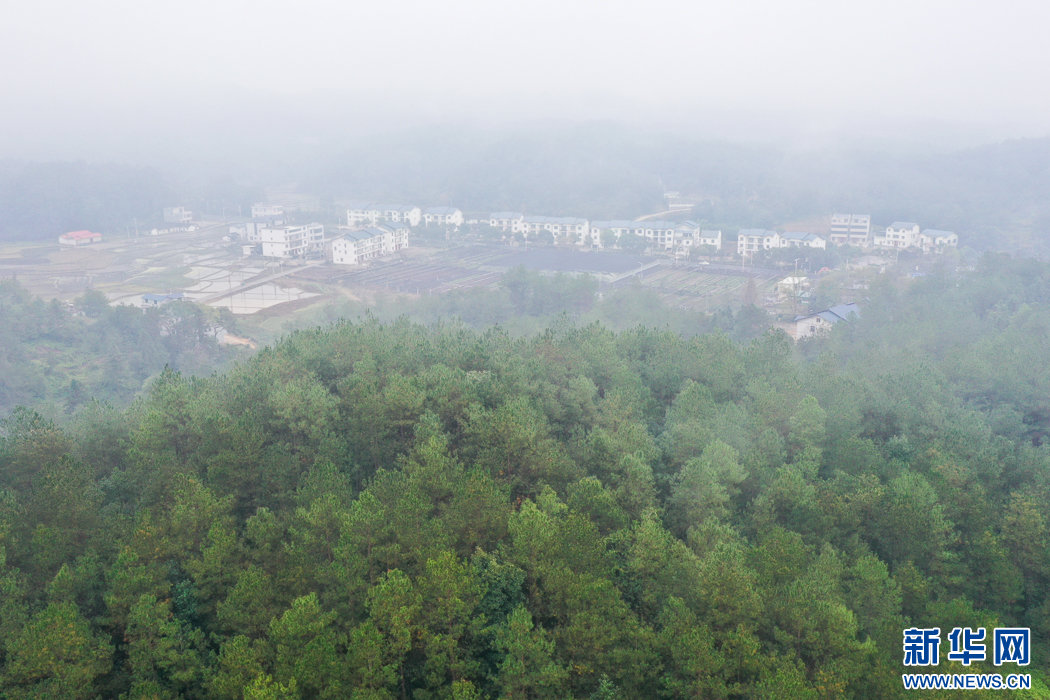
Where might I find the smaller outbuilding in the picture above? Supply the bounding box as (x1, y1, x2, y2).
(142, 292, 185, 308)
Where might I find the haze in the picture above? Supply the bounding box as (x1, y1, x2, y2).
(4, 0, 1049, 164)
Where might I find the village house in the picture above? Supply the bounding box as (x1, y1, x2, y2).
(163, 207, 193, 223)
(347, 203, 421, 227)
(251, 204, 284, 218)
(829, 214, 871, 246)
(919, 229, 959, 252)
(513, 216, 590, 240)
(141, 292, 185, 308)
(737, 229, 781, 255)
(423, 207, 464, 228)
(231, 216, 286, 243)
(642, 221, 680, 250)
(58, 230, 103, 246)
(697, 230, 723, 250)
(347, 203, 383, 226)
(588, 220, 634, 248)
(673, 226, 723, 253)
(489, 212, 524, 231)
(330, 223, 409, 265)
(259, 223, 325, 258)
(793, 303, 861, 340)
(874, 222, 921, 249)
(779, 231, 827, 250)
(381, 205, 422, 227)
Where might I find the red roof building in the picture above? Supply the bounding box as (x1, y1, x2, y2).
(58, 230, 103, 246)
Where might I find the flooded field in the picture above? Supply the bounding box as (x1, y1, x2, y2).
(182, 266, 262, 300)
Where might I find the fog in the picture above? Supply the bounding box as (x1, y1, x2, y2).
(3, 0, 1049, 165)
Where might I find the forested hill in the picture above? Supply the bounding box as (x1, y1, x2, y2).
(3, 128, 1049, 250)
(0, 161, 262, 241)
(0, 283, 241, 416)
(1, 255, 1050, 699)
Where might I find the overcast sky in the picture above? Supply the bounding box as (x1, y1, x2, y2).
(3, 0, 1049, 161)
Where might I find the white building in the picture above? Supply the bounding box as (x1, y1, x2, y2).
(513, 216, 590, 241)
(163, 207, 193, 223)
(259, 223, 325, 258)
(919, 229, 959, 252)
(232, 216, 286, 243)
(251, 204, 284, 218)
(489, 212, 524, 231)
(779, 231, 827, 250)
(59, 230, 103, 246)
(142, 292, 185, 308)
(737, 229, 781, 255)
(697, 230, 722, 250)
(347, 203, 421, 227)
(381, 204, 421, 227)
(347, 203, 382, 226)
(330, 223, 409, 265)
(874, 222, 921, 249)
(642, 221, 679, 250)
(794, 303, 861, 340)
(588, 220, 720, 252)
(829, 214, 871, 245)
(588, 220, 634, 248)
(424, 207, 464, 228)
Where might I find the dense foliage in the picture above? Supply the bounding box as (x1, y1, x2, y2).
(1, 254, 1049, 698)
(0, 282, 239, 416)
(293, 267, 774, 343)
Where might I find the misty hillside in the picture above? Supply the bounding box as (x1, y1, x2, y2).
(2, 127, 1049, 250)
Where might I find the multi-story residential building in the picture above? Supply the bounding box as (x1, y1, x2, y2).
(780, 231, 827, 250)
(588, 221, 633, 248)
(251, 204, 284, 218)
(259, 223, 325, 258)
(489, 212, 524, 231)
(737, 229, 781, 255)
(330, 223, 409, 265)
(232, 216, 286, 243)
(643, 221, 680, 250)
(347, 203, 382, 226)
(347, 203, 422, 227)
(588, 220, 719, 252)
(874, 222, 921, 249)
(163, 207, 193, 223)
(423, 207, 464, 227)
(513, 216, 590, 240)
(829, 214, 871, 245)
(380, 204, 421, 227)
